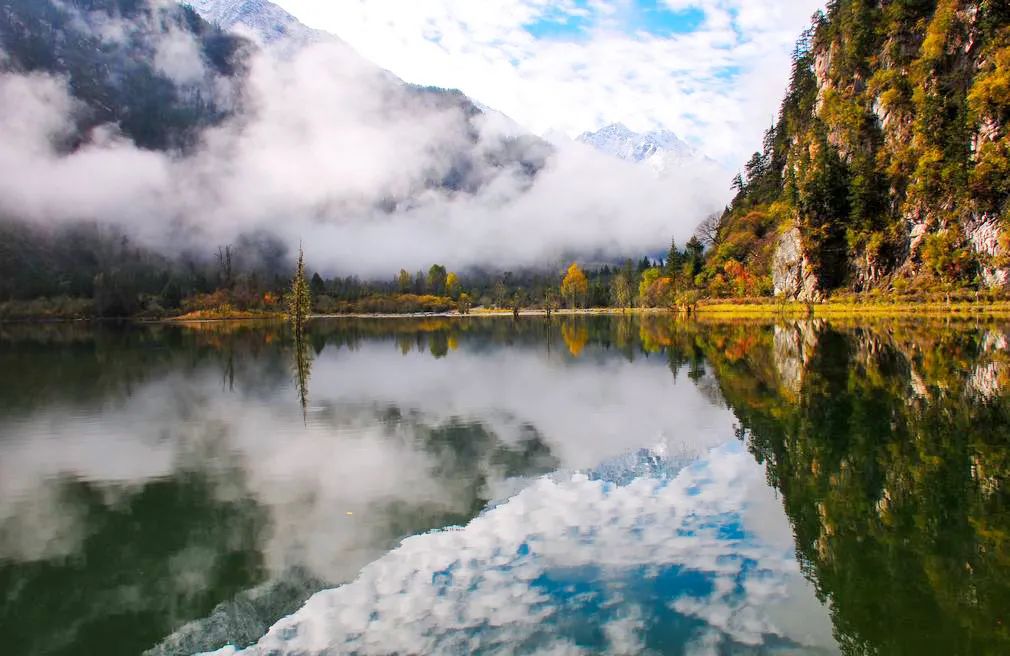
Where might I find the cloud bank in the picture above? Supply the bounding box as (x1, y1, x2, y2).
(274, 0, 826, 166)
(0, 3, 730, 276)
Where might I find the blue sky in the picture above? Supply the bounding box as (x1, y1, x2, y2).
(524, 0, 708, 39)
(274, 0, 825, 165)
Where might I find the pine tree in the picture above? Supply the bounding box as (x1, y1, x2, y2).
(685, 236, 705, 278)
(286, 245, 312, 334)
(310, 272, 326, 297)
(665, 238, 683, 278)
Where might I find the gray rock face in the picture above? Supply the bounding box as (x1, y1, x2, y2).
(772, 226, 820, 301)
(967, 214, 1010, 289)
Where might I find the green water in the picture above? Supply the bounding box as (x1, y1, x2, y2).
(0, 317, 1007, 655)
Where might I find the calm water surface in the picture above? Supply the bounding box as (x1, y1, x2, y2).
(1, 316, 1007, 655)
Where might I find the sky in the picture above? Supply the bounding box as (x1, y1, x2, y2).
(0, 0, 826, 275)
(272, 0, 825, 165)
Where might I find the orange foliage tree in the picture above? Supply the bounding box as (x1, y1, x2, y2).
(723, 259, 758, 297)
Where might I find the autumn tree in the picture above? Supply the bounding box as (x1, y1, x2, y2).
(457, 292, 472, 315)
(611, 272, 633, 311)
(446, 272, 460, 298)
(560, 262, 589, 309)
(921, 230, 975, 285)
(397, 269, 412, 292)
(637, 267, 664, 307)
(723, 259, 757, 296)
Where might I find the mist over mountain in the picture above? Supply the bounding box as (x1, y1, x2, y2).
(0, 0, 728, 318)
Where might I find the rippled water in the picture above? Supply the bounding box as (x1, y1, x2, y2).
(1, 317, 1007, 655)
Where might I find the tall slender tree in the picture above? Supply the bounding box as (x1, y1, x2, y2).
(286, 245, 312, 335)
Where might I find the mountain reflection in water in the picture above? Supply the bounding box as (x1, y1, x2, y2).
(0, 317, 1007, 655)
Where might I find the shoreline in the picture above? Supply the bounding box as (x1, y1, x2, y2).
(6, 301, 1010, 324)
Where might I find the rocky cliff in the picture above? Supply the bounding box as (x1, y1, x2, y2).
(706, 1, 1010, 299)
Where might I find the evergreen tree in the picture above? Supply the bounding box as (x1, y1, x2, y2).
(310, 272, 326, 297)
(664, 238, 683, 278)
(286, 245, 312, 334)
(427, 264, 448, 295)
(684, 236, 705, 279)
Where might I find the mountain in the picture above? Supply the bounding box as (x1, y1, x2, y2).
(183, 0, 324, 47)
(577, 123, 716, 176)
(179, 0, 550, 191)
(0, 0, 250, 150)
(0, 0, 552, 310)
(708, 1, 1010, 300)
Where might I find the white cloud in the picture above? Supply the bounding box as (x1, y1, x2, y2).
(0, 38, 727, 275)
(272, 0, 825, 166)
(4, 0, 813, 274)
(153, 27, 208, 86)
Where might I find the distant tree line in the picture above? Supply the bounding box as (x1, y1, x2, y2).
(0, 215, 721, 319)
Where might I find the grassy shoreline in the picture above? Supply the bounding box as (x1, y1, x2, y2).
(693, 300, 1010, 318)
(6, 300, 1010, 323)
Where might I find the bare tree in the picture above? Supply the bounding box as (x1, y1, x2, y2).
(694, 212, 723, 248)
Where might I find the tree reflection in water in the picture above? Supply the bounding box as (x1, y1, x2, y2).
(0, 317, 1007, 655)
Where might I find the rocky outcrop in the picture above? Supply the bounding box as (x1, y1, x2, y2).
(773, 227, 821, 301)
(966, 214, 1010, 289)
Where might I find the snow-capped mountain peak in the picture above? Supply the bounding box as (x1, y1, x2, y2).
(577, 123, 719, 176)
(184, 0, 323, 46)
(578, 123, 696, 162)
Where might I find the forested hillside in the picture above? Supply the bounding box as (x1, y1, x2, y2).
(706, 0, 1010, 299)
(0, 0, 249, 150)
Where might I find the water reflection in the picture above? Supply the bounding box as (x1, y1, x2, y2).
(0, 317, 1007, 655)
(695, 319, 1010, 655)
(214, 444, 835, 655)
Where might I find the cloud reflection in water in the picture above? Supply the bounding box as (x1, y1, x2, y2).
(210, 443, 836, 655)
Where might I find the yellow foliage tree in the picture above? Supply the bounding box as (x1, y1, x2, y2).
(446, 272, 460, 298)
(560, 262, 589, 309)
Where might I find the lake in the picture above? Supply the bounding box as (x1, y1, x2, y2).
(1, 316, 1007, 655)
